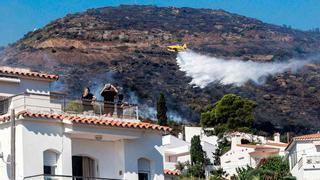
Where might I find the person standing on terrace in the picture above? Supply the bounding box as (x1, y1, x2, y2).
(81, 87, 96, 113)
(100, 83, 118, 116)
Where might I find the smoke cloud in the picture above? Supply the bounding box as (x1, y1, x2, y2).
(177, 50, 311, 88)
(127, 91, 184, 121)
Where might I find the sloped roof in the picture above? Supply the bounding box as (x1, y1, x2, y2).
(293, 133, 320, 140)
(0, 67, 58, 81)
(0, 111, 171, 132)
(286, 133, 320, 151)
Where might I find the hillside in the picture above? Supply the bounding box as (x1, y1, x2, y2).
(1, 5, 320, 133)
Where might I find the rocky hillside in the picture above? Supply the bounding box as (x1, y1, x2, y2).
(1, 5, 320, 133)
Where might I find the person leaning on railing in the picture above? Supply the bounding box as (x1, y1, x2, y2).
(100, 83, 118, 117)
(81, 87, 96, 113)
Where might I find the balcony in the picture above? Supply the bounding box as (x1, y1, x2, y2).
(296, 155, 320, 170)
(164, 162, 178, 170)
(0, 92, 139, 121)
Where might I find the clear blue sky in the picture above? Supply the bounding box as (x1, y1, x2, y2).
(0, 0, 319, 46)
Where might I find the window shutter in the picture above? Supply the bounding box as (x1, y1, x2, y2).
(44, 151, 57, 166)
(138, 158, 150, 172)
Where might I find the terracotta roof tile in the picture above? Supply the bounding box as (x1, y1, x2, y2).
(293, 133, 320, 140)
(164, 169, 181, 176)
(286, 133, 320, 151)
(0, 67, 58, 80)
(0, 115, 10, 123)
(0, 111, 171, 132)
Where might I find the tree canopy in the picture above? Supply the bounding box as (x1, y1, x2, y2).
(190, 135, 205, 165)
(235, 156, 295, 180)
(189, 135, 205, 177)
(201, 94, 257, 136)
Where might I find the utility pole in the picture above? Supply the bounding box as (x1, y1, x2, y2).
(10, 109, 15, 180)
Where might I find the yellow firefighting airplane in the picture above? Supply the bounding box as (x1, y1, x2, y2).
(167, 44, 187, 52)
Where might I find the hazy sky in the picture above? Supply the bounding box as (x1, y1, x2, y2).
(0, 0, 319, 46)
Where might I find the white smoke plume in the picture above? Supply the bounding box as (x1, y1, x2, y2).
(127, 91, 184, 121)
(177, 50, 311, 88)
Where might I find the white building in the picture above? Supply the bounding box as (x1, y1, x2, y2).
(184, 126, 218, 164)
(159, 127, 218, 179)
(160, 135, 188, 179)
(220, 132, 287, 177)
(286, 133, 320, 180)
(0, 66, 170, 180)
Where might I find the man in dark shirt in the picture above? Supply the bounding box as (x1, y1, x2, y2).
(81, 87, 96, 112)
(100, 84, 118, 116)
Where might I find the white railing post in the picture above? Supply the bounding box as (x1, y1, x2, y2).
(23, 94, 26, 110)
(114, 103, 117, 118)
(136, 106, 139, 120)
(10, 109, 16, 180)
(99, 102, 102, 116)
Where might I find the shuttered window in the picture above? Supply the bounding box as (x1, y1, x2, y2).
(138, 158, 151, 180)
(43, 150, 58, 175)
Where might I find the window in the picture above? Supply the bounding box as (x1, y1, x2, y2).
(43, 150, 58, 175)
(290, 152, 298, 169)
(0, 97, 9, 115)
(72, 156, 96, 178)
(138, 158, 151, 180)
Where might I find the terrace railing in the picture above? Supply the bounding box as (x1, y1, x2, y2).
(0, 92, 139, 121)
(23, 174, 121, 180)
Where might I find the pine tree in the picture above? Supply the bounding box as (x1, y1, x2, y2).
(190, 135, 205, 165)
(189, 135, 205, 177)
(157, 93, 167, 125)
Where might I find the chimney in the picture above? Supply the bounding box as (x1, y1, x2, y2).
(231, 133, 242, 149)
(273, 132, 280, 143)
(178, 133, 183, 140)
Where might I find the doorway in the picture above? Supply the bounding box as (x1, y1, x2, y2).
(72, 156, 96, 178)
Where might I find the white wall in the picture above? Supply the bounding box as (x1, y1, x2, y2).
(0, 117, 165, 180)
(72, 138, 125, 179)
(0, 78, 51, 97)
(162, 135, 187, 147)
(20, 120, 72, 180)
(220, 146, 255, 177)
(184, 126, 218, 163)
(289, 141, 320, 180)
(201, 141, 216, 164)
(185, 127, 218, 146)
(0, 124, 11, 180)
(124, 131, 164, 180)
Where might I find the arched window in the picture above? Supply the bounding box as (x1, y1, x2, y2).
(138, 158, 151, 180)
(43, 150, 59, 175)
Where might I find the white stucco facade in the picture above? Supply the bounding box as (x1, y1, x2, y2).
(286, 134, 320, 180)
(220, 132, 287, 178)
(0, 67, 167, 180)
(0, 118, 165, 180)
(160, 135, 190, 170)
(184, 126, 218, 164)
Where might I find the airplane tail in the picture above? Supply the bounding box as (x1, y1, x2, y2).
(183, 44, 187, 49)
